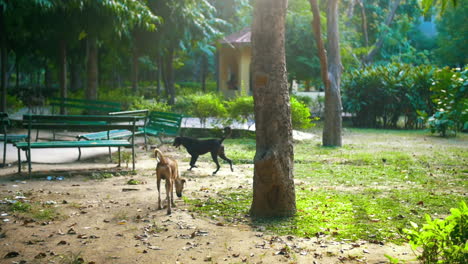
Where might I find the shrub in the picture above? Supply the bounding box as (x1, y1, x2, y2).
(129, 97, 171, 112)
(227, 96, 254, 129)
(342, 63, 436, 128)
(404, 201, 467, 263)
(176, 93, 227, 127)
(419, 67, 467, 136)
(291, 97, 316, 129)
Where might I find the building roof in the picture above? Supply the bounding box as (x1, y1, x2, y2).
(220, 27, 251, 45)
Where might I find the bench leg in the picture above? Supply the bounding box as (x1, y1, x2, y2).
(35, 129, 39, 142)
(118, 147, 121, 167)
(132, 144, 135, 171)
(28, 148, 32, 177)
(78, 147, 82, 161)
(2, 141, 6, 167)
(17, 148, 21, 173)
(108, 147, 112, 162)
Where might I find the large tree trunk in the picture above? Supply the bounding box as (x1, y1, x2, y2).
(0, 4, 7, 112)
(323, 0, 343, 147)
(363, 0, 401, 64)
(250, 0, 296, 218)
(58, 39, 67, 114)
(86, 36, 98, 101)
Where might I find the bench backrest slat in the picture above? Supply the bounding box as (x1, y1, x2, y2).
(49, 97, 122, 114)
(146, 111, 183, 135)
(22, 114, 142, 131)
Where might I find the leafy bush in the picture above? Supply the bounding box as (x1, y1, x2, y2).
(6, 94, 24, 112)
(129, 96, 171, 112)
(291, 97, 316, 129)
(227, 96, 254, 129)
(176, 93, 227, 127)
(342, 63, 436, 128)
(404, 201, 467, 263)
(419, 67, 467, 136)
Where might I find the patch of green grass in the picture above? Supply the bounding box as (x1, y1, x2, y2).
(187, 129, 468, 243)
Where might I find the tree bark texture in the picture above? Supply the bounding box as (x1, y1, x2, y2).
(358, 0, 369, 47)
(0, 4, 7, 112)
(250, 0, 296, 218)
(86, 36, 98, 101)
(323, 0, 343, 147)
(363, 0, 401, 64)
(309, 0, 331, 93)
(163, 48, 175, 105)
(132, 48, 139, 93)
(58, 39, 67, 114)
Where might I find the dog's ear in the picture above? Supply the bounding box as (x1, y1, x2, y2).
(181, 178, 186, 184)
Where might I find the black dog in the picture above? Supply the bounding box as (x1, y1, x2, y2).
(173, 127, 233, 175)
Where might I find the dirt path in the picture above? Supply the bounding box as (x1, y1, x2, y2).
(0, 146, 417, 264)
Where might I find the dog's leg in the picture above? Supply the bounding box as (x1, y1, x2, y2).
(165, 176, 172, 215)
(188, 155, 199, 170)
(210, 151, 221, 175)
(157, 176, 162, 210)
(219, 146, 234, 172)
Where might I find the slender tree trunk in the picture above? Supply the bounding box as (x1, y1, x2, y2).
(0, 4, 7, 112)
(363, 0, 401, 64)
(132, 48, 139, 93)
(70, 60, 81, 92)
(156, 55, 162, 97)
(15, 54, 19, 90)
(86, 36, 98, 101)
(58, 39, 67, 114)
(358, 0, 369, 47)
(309, 0, 330, 93)
(250, 0, 296, 218)
(323, 0, 343, 146)
(201, 54, 207, 93)
(164, 48, 175, 105)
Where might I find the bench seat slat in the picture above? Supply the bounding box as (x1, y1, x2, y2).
(77, 129, 144, 141)
(15, 140, 131, 149)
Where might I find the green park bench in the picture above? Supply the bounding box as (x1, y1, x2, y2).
(76, 109, 149, 141)
(0, 112, 28, 167)
(139, 111, 183, 147)
(15, 114, 144, 176)
(40, 97, 123, 141)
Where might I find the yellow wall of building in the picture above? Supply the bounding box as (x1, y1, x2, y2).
(218, 45, 251, 98)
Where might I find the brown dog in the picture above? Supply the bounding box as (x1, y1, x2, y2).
(154, 149, 186, 215)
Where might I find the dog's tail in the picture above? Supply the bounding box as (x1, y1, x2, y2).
(154, 148, 167, 164)
(220, 126, 232, 144)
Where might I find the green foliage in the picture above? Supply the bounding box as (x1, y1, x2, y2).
(420, 67, 467, 136)
(9, 201, 31, 212)
(175, 93, 227, 127)
(227, 96, 254, 129)
(290, 97, 316, 129)
(404, 201, 467, 264)
(342, 63, 436, 128)
(6, 94, 24, 112)
(435, 3, 468, 66)
(129, 97, 171, 112)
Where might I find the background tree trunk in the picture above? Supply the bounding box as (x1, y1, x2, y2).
(309, 0, 330, 93)
(363, 0, 401, 64)
(0, 4, 7, 112)
(164, 48, 175, 105)
(323, 0, 343, 147)
(86, 36, 98, 101)
(201, 54, 207, 93)
(131, 48, 139, 93)
(250, 0, 296, 218)
(58, 39, 67, 114)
